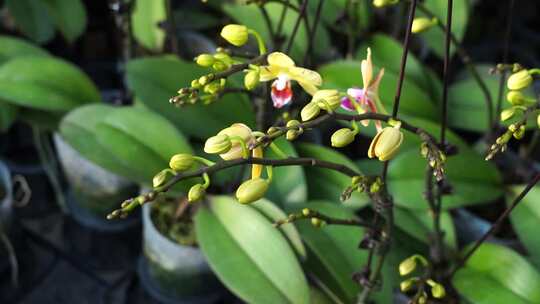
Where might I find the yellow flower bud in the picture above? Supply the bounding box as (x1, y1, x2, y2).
(199, 75, 210, 86)
(311, 217, 324, 227)
(500, 108, 516, 122)
(427, 279, 446, 299)
(300, 102, 321, 122)
(217, 123, 254, 160)
(399, 255, 417, 276)
(302, 208, 310, 216)
(411, 17, 437, 34)
(212, 61, 228, 71)
(286, 120, 302, 141)
(372, 0, 399, 8)
(507, 70, 532, 90)
(507, 90, 526, 105)
(400, 278, 417, 292)
(188, 184, 205, 203)
(152, 169, 171, 188)
(169, 154, 195, 172)
(244, 70, 260, 90)
(235, 178, 269, 204)
(195, 54, 214, 67)
(220, 24, 249, 47)
(331, 128, 356, 148)
(204, 134, 232, 154)
(513, 125, 525, 139)
(368, 126, 404, 161)
(537, 114, 540, 129)
(312, 90, 341, 111)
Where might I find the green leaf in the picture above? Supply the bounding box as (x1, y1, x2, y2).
(387, 147, 503, 210)
(126, 56, 256, 139)
(251, 198, 307, 259)
(95, 106, 193, 184)
(265, 138, 308, 207)
(318, 60, 438, 121)
(222, 2, 331, 61)
(6, 0, 55, 43)
(393, 206, 457, 248)
(131, 0, 167, 51)
(59, 104, 134, 178)
(315, 0, 371, 30)
(507, 185, 540, 269)
(0, 35, 49, 65)
(43, 0, 87, 43)
(290, 202, 366, 303)
(454, 243, 540, 303)
(0, 57, 100, 112)
(418, 0, 469, 58)
(295, 143, 369, 208)
(18, 108, 63, 130)
(195, 195, 310, 304)
(0, 101, 19, 132)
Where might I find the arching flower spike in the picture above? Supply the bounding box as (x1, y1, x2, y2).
(259, 52, 322, 108)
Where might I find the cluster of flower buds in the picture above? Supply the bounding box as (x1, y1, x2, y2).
(486, 122, 526, 160)
(196, 49, 236, 71)
(500, 65, 538, 122)
(300, 89, 341, 121)
(274, 208, 327, 228)
(399, 255, 446, 302)
(340, 175, 376, 202)
(420, 142, 446, 181)
(169, 76, 227, 107)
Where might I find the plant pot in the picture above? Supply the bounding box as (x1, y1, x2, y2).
(138, 203, 222, 303)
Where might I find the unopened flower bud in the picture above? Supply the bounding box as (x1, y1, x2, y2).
(312, 90, 341, 111)
(217, 123, 254, 160)
(195, 54, 214, 67)
(204, 134, 232, 154)
(235, 178, 269, 204)
(153, 169, 171, 188)
(331, 128, 356, 148)
(513, 125, 525, 139)
(212, 61, 228, 71)
(188, 184, 205, 203)
(507, 90, 526, 105)
(537, 114, 540, 129)
(244, 70, 260, 90)
(199, 75, 210, 86)
(169, 154, 195, 172)
(372, 0, 399, 8)
(507, 70, 533, 90)
(286, 120, 302, 141)
(301, 102, 321, 122)
(191, 79, 201, 88)
(302, 208, 310, 216)
(311, 217, 324, 227)
(400, 278, 417, 292)
(500, 108, 516, 122)
(427, 279, 446, 299)
(411, 17, 437, 34)
(368, 125, 404, 161)
(399, 256, 418, 276)
(220, 24, 249, 47)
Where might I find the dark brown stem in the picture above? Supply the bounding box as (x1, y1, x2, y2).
(495, 0, 515, 125)
(285, 0, 308, 53)
(304, 0, 324, 67)
(274, 208, 373, 228)
(165, 0, 178, 54)
(259, 6, 276, 46)
(450, 173, 540, 278)
(212, 53, 269, 80)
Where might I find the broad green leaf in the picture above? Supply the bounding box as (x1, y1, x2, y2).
(387, 148, 502, 210)
(290, 202, 366, 303)
(126, 56, 256, 139)
(0, 102, 18, 132)
(95, 106, 192, 184)
(195, 195, 310, 304)
(222, 2, 331, 61)
(59, 104, 134, 178)
(418, 0, 469, 57)
(6, 0, 55, 43)
(265, 138, 308, 207)
(173, 9, 220, 30)
(508, 185, 540, 269)
(0, 57, 100, 112)
(43, 0, 87, 43)
(131, 0, 166, 51)
(0, 35, 49, 65)
(454, 243, 540, 303)
(295, 143, 369, 208)
(318, 60, 438, 121)
(393, 206, 456, 249)
(251, 198, 307, 259)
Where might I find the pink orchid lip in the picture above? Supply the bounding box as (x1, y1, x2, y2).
(340, 87, 365, 111)
(271, 79, 293, 108)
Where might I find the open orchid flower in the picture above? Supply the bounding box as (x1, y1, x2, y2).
(341, 48, 386, 131)
(260, 52, 322, 108)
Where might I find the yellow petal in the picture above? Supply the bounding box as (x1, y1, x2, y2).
(289, 67, 322, 86)
(361, 48, 373, 89)
(259, 65, 280, 82)
(267, 52, 295, 67)
(297, 80, 319, 96)
(368, 130, 382, 158)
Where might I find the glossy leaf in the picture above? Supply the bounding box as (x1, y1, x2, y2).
(0, 57, 100, 112)
(0, 35, 49, 65)
(387, 148, 503, 210)
(95, 106, 192, 184)
(295, 143, 369, 208)
(454, 243, 540, 303)
(318, 60, 438, 121)
(195, 195, 310, 304)
(131, 0, 166, 51)
(251, 198, 307, 259)
(418, 0, 469, 57)
(126, 56, 256, 139)
(6, 0, 55, 43)
(265, 138, 308, 207)
(508, 185, 540, 269)
(43, 0, 87, 43)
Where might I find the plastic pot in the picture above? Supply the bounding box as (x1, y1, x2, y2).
(138, 203, 222, 303)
